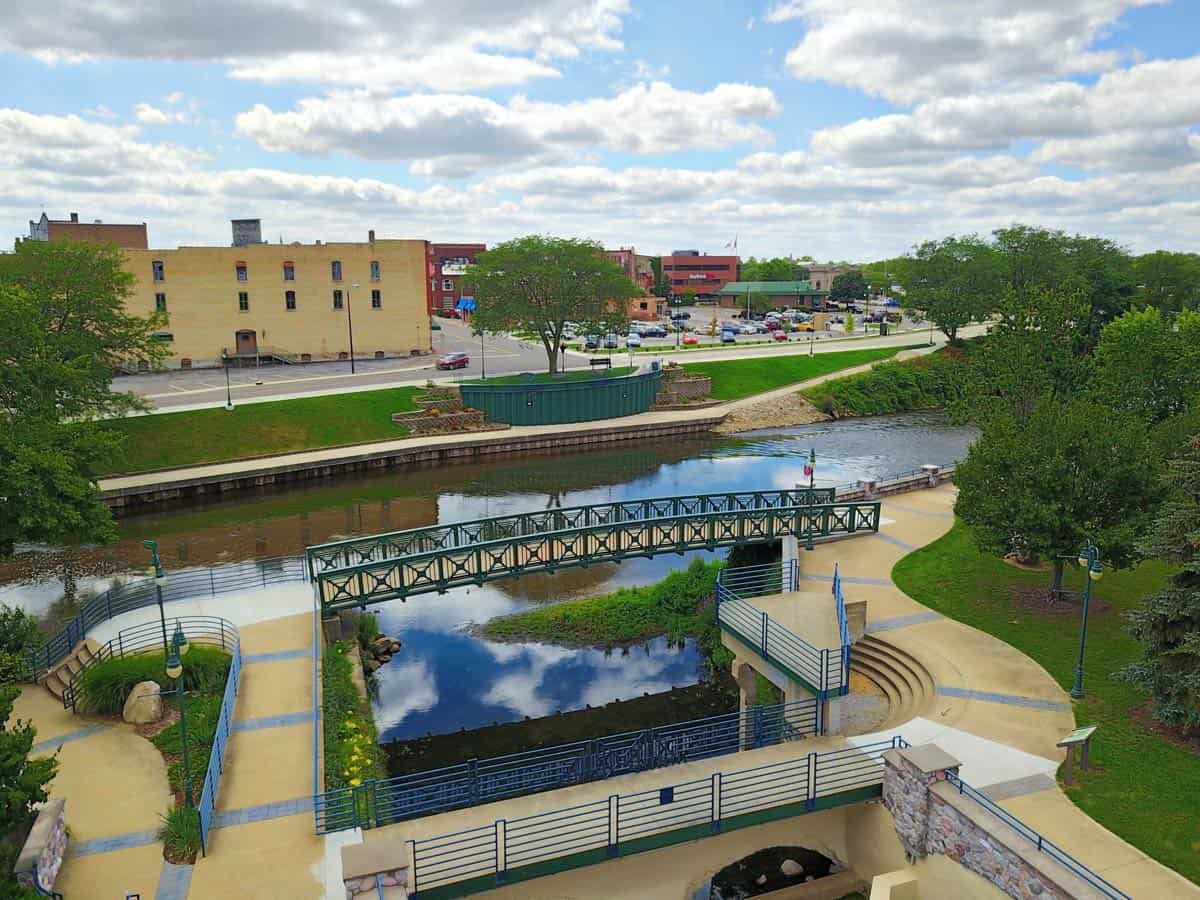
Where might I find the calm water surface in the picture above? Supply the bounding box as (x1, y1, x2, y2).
(3, 412, 975, 740)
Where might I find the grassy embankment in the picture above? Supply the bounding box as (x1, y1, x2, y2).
(682, 345, 914, 402)
(98, 386, 422, 475)
(893, 522, 1199, 884)
(802, 347, 967, 416)
(323, 641, 384, 791)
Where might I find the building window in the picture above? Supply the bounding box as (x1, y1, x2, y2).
(442, 279, 453, 290)
(371, 289, 382, 309)
(333, 289, 344, 310)
(283, 262, 295, 281)
(285, 290, 296, 310)
(370, 260, 380, 281)
(236, 263, 247, 282)
(155, 293, 167, 312)
(152, 260, 164, 282)
(331, 260, 342, 281)
(152, 332, 173, 343)
(639, 301, 648, 310)
(238, 292, 249, 312)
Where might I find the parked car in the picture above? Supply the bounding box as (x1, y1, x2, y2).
(584, 335, 601, 350)
(603, 334, 619, 349)
(641, 324, 668, 337)
(796, 322, 815, 332)
(670, 310, 692, 321)
(626, 333, 643, 348)
(772, 330, 789, 342)
(436, 351, 470, 370)
(764, 320, 782, 331)
(720, 330, 737, 343)
(436, 308, 462, 319)
(682, 334, 700, 346)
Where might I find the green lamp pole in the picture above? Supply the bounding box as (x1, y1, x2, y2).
(142, 540, 171, 658)
(166, 621, 195, 807)
(805, 448, 816, 551)
(1070, 541, 1103, 700)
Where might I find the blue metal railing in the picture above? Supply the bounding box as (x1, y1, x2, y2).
(716, 561, 850, 698)
(407, 737, 902, 898)
(832, 563, 851, 694)
(314, 697, 820, 835)
(31, 556, 305, 680)
(944, 772, 1131, 900)
(197, 627, 241, 856)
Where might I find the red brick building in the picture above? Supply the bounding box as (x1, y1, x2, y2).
(25, 212, 148, 249)
(661, 250, 740, 300)
(605, 247, 664, 321)
(426, 242, 486, 313)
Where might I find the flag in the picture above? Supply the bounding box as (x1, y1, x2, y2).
(803, 447, 815, 478)
(724, 234, 738, 251)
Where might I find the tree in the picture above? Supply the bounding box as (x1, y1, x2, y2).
(1121, 434, 1200, 735)
(463, 236, 639, 374)
(829, 271, 868, 304)
(0, 243, 167, 557)
(740, 257, 801, 282)
(1135, 250, 1200, 314)
(649, 257, 671, 298)
(955, 395, 1162, 595)
(1092, 307, 1200, 424)
(0, 607, 44, 685)
(899, 236, 1002, 343)
(0, 686, 59, 852)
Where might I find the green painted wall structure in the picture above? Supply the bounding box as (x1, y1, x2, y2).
(460, 369, 662, 425)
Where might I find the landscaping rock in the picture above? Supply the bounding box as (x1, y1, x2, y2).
(122, 681, 163, 724)
(780, 859, 804, 876)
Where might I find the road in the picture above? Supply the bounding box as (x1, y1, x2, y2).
(124, 320, 989, 413)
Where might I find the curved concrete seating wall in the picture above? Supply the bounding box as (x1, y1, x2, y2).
(460, 369, 662, 425)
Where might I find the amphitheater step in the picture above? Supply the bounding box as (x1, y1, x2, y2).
(850, 635, 934, 729)
(43, 638, 105, 710)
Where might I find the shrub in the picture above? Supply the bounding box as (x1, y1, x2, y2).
(157, 803, 201, 862)
(0, 606, 44, 685)
(804, 349, 967, 417)
(75, 646, 231, 715)
(152, 694, 223, 755)
(354, 611, 382, 652)
(323, 642, 383, 791)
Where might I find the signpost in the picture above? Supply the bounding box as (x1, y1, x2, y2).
(1056, 724, 1098, 785)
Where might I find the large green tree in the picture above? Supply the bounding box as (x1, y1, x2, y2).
(0, 242, 166, 556)
(0, 685, 59, 851)
(1092, 307, 1200, 424)
(899, 236, 1002, 343)
(1135, 250, 1200, 314)
(463, 236, 638, 374)
(1122, 434, 1200, 735)
(955, 395, 1161, 595)
(829, 270, 868, 304)
(740, 257, 805, 282)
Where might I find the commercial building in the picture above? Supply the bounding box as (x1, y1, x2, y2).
(23, 211, 148, 249)
(661, 250, 739, 300)
(427, 242, 486, 313)
(714, 280, 829, 311)
(805, 264, 851, 292)
(605, 247, 665, 321)
(120, 222, 431, 369)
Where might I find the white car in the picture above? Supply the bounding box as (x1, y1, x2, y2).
(739, 322, 761, 335)
(626, 332, 643, 347)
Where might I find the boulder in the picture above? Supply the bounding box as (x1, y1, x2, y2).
(369, 636, 393, 655)
(780, 859, 804, 877)
(123, 681, 163, 724)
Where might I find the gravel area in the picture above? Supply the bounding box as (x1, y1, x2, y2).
(714, 392, 830, 434)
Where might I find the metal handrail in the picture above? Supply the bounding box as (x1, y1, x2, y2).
(197, 627, 241, 856)
(314, 696, 820, 835)
(832, 564, 851, 695)
(944, 772, 1131, 899)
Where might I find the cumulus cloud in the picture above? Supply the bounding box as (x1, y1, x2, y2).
(235, 82, 780, 176)
(134, 102, 185, 126)
(768, 0, 1163, 103)
(0, 0, 629, 90)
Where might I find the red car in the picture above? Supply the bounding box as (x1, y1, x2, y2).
(681, 334, 700, 346)
(437, 308, 462, 319)
(773, 330, 789, 342)
(436, 351, 470, 370)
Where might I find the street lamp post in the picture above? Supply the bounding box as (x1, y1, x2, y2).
(1071, 542, 1103, 699)
(142, 540, 171, 658)
(166, 622, 195, 809)
(478, 328, 487, 379)
(221, 351, 234, 411)
(346, 282, 360, 374)
(804, 448, 816, 551)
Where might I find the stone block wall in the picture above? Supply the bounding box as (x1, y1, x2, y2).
(14, 798, 67, 894)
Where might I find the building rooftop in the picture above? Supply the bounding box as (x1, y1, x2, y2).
(716, 280, 827, 295)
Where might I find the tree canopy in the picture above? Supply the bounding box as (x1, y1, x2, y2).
(1092, 307, 1200, 425)
(740, 257, 808, 282)
(899, 235, 1002, 343)
(0, 242, 167, 557)
(829, 271, 868, 303)
(1135, 250, 1200, 314)
(463, 236, 639, 374)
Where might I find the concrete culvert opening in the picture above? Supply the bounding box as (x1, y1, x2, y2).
(701, 845, 837, 899)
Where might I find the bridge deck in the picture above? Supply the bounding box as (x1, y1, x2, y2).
(753, 591, 842, 651)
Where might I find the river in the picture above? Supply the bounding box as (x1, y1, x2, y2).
(3, 412, 975, 742)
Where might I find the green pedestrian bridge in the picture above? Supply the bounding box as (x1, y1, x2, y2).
(307, 489, 881, 612)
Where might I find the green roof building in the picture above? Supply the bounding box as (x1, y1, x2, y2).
(714, 280, 829, 310)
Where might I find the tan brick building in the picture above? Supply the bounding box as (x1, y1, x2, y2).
(122, 233, 431, 368)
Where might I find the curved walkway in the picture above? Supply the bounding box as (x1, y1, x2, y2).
(818, 484, 1198, 899)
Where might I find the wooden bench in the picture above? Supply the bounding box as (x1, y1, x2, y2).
(589, 357, 612, 372)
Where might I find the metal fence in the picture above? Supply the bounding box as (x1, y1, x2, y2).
(30, 556, 306, 679)
(458, 368, 662, 426)
(944, 772, 1131, 900)
(406, 737, 902, 899)
(716, 561, 850, 698)
(832, 563, 851, 686)
(198, 626, 241, 856)
(314, 696, 820, 835)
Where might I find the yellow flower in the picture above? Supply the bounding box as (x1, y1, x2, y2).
(349, 778, 361, 786)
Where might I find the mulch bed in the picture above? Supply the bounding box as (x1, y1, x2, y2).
(1008, 585, 1113, 618)
(1130, 702, 1200, 757)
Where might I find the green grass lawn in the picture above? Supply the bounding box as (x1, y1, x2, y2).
(462, 366, 635, 386)
(99, 386, 421, 475)
(892, 522, 1199, 884)
(682, 346, 914, 402)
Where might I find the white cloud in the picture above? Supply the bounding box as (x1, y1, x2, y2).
(134, 102, 186, 126)
(768, 0, 1163, 104)
(0, 0, 630, 90)
(235, 82, 780, 176)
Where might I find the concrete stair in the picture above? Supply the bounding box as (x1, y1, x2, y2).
(850, 635, 934, 729)
(41, 638, 102, 705)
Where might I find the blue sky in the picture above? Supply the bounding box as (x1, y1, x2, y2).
(2, 1, 1198, 259)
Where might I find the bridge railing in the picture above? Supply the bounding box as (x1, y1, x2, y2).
(314, 696, 820, 835)
(30, 556, 305, 680)
(716, 561, 850, 697)
(313, 500, 880, 610)
(943, 772, 1131, 900)
(305, 489, 837, 578)
(406, 737, 902, 898)
(832, 563, 851, 689)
